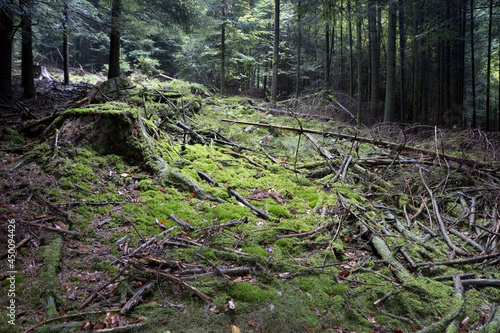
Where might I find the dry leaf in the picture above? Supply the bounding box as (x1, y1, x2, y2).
(53, 221, 68, 230)
(231, 325, 241, 333)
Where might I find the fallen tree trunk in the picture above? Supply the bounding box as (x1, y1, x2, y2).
(221, 119, 496, 170)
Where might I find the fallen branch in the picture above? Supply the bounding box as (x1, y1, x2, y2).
(277, 220, 336, 238)
(419, 168, 468, 256)
(415, 252, 500, 267)
(169, 214, 194, 231)
(134, 264, 213, 304)
(120, 281, 154, 314)
(221, 119, 495, 169)
(79, 265, 129, 310)
(196, 170, 270, 220)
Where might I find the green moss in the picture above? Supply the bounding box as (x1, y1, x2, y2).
(229, 282, 274, 303)
(241, 245, 268, 257)
(91, 259, 112, 271)
(268, 204, 290, 218)
(39, 236, 63, 303)
(137, 179, 154, 191)
(1, 127, 25, 145)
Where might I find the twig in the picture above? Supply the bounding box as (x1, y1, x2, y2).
(277, 220, 336, 238)
(197, 217, 248, 231)
(261, 147, 302, 173)
(414, 252, 500, 267)
(169, 214, 194, 231)
(196, 253, 231, 279)
(120, 281, 154, 314)
(448, 228, 485, 252)
(20, 220, 80, 236)
(419, 167, 468, 256)
(79, 265, 129, 310)
(221, 119, 494, 169)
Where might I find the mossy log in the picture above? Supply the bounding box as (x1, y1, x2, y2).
(39, 235, 63, 318)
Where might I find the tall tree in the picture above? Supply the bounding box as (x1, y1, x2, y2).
(383, 0, 397, 122)
(108, 0, 122, 79)
(398, 0, 406, 121)
(0, 1, 13, 102)
(470, 0, 476, 128)
(296, 0, 301, 97)
(62, 0, 70, 85)
(348, 0, 354, 96)
(21, 0, 35, 98)
(220, 1, 226, 94)
(368, 0, 379, 118)
(485, 0, 493, 131)
(356, 0, 362, 125)
(271, 0, 280, 103)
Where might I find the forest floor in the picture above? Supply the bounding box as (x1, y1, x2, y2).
(1, 74, 500, 333)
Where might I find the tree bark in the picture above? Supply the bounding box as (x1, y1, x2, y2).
(368, 0, 379, 118)
(296, 0, 301, 97)
(356, 0, 362, 125)
(220, 2, 226, 95)
(271, 0, 280, 104)
(0, 1, 13, 102)
(398, 0, 406, 122)
(108, 0, 122, 80)
(63, 0, 70, 85)
(348, 0, 354, 96)
(383, 0, 397, 122)
(485, 0, 493, 131)
(21, 0, 34, 99)
(411, 0, 420, 124)
(470, 0, 476, 128)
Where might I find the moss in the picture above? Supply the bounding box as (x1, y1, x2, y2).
(39, 235, 63, 303)
(1, 127, 25, 145)
(137, 179, 154, 191)
(229, 282, 274, 303)
(241, 245, 268, 257)
(268, 204, 290, 218)
(91, 259, 112, 271)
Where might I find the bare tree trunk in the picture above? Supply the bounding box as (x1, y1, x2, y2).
(411, 0, 420, 124)
(399, 0, 406, 122)
(63, 0, 70, 85)
(339, 0, 344, 91)
(470, 0, 476, 128)
(0, 1, 13, 102)
(221, 3, 226, 95)
(21, 0, 34, 99)
(108, 0, 122, 80)
(325, 22, 331, 87)
(368, 0, 379, 118)
(383, 0, 397, 122)
(485, 0, 493, 131)
(348, 0, 354, 96)
(271, 0, 280, 104)
(356, 0, 362, 126)
(296, 0, 301, 97)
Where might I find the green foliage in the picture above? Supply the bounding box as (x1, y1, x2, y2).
(135, 56, 160, 75)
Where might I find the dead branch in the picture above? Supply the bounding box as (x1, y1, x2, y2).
(419, 168, 468, 256)
(415, 252, 500, 267)
(221, 119, 496, 170)
(277, 220, 336, 238)
(132, 263, 213, 304)
(120, 281, 154, 314)
(169, 214, 194, 231)
(79, 265, 129, 310)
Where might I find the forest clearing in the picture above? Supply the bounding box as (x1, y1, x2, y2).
(1, 73, 500, 332)
(2, 0, 500, 331)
